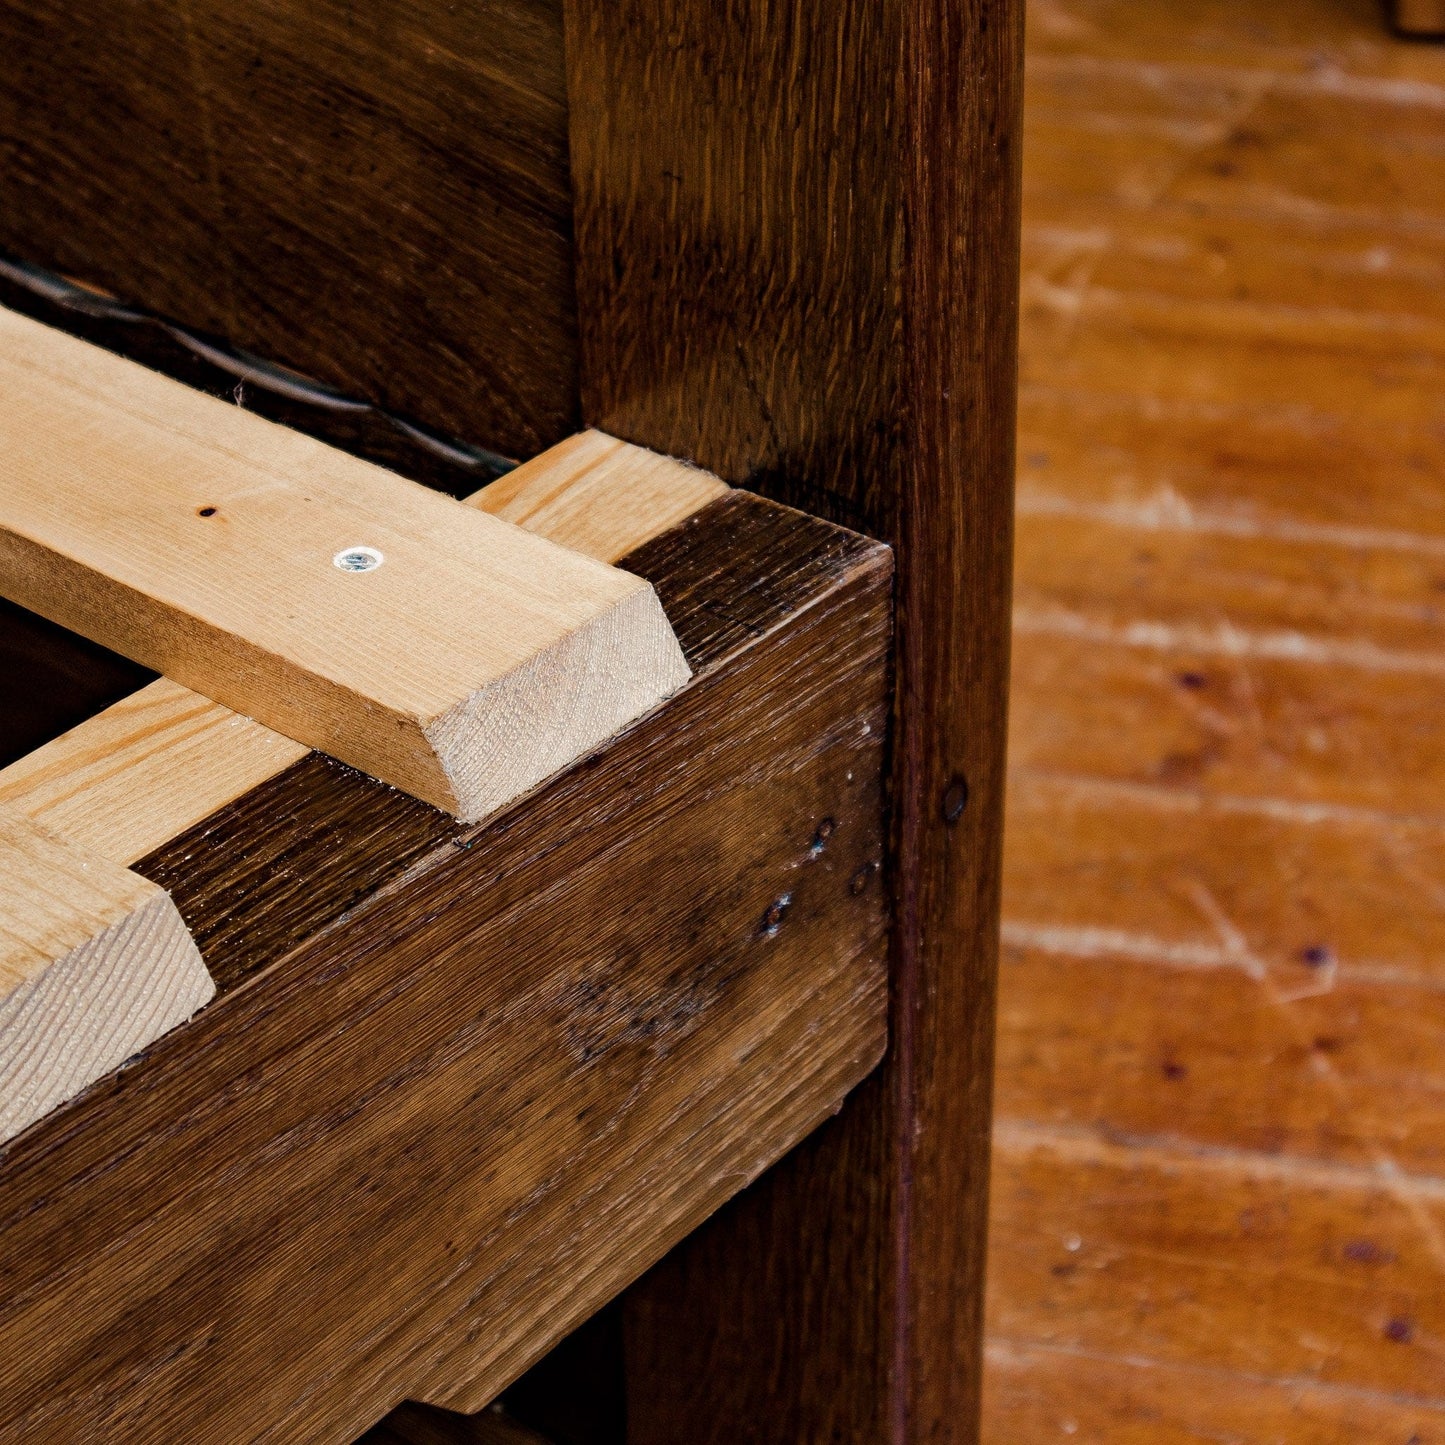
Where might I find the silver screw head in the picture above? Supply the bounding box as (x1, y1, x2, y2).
(333, 546, 384, 573)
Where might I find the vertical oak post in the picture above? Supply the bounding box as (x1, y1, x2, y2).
(563, 0, 1024, 1438)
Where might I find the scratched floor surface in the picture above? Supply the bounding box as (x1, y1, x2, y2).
(985, 1, 1445, 1440)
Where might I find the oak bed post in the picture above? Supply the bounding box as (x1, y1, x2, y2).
(562, 0, 1025, 1438)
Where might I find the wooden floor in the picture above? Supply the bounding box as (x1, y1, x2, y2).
(986, 1, 1445, 1439)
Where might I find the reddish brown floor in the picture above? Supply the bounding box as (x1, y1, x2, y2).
(987, 2, 1445, 1439)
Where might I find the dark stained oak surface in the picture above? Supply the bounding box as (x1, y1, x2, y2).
(0, 259, 517, 498)
(0, 0, 1025, 1430)
(0, 0, 580, 460)
(135, 493, 882, 995)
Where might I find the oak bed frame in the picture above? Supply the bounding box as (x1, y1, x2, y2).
(0, 2, 1023, 1440)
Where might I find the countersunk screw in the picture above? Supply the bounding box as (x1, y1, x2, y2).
(334, 546, 384, 573)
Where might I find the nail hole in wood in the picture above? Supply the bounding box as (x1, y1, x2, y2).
(942, 776, 969, 825)
(760, 895, 791, 936)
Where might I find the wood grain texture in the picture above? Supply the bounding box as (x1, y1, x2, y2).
(1395, 0, 1445, 35)
(985, 1340, 1445, 1444)
(0, 595, 153, 771)
(0, 258, 517, 502)
(0, 679, 308, 867)
(562, 0, 1023, 1438)
(989, 1124, 1445, 1398)
(0, 0, 579, 460)
(0, 313, 688, 820)
(990, 0, 1445, 1436)
(0, 431, 724, 870)
(474, 430, 729, 564)
(0, 494, 891, 1445)
(0, 809, 210, 1145)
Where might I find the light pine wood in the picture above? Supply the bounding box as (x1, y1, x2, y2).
(0, 808, 211, 1144)
(990, 0, 1445, 1438)
(0, 418, 725, 1166)
(0, 307, 689, 822)
(0, 433, 727, 866)
(0, 679, 308, 866)
(473, 430, 729, 564)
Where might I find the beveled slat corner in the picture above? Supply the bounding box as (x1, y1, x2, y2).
(0, 808, 211, 1144)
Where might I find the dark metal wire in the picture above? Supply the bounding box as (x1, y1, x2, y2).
(0, 252, 517, 497)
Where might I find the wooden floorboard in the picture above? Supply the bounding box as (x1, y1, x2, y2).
(985, 1338, 1445, 1444)
(988, 0, 1445, 1438)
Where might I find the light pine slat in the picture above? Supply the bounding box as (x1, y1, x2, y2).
(477, 429, 728, 564)
(0, 431, 727, 865)
(0, 308, 689, 822)
(0, 808, 211, 1144)
(0, 680, 309, 867)
(0, 423, 719, 1147)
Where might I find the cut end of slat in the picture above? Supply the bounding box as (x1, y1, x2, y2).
(0, 811, 213, 1145)
(425, 581, 692, 822)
